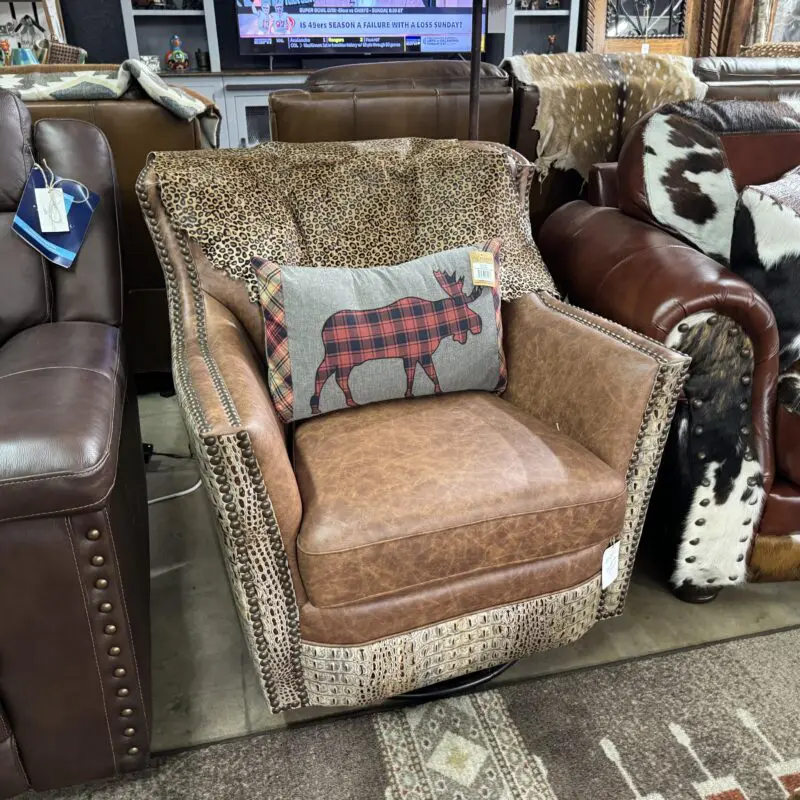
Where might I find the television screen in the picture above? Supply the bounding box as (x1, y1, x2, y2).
(235, 0, 484, 56)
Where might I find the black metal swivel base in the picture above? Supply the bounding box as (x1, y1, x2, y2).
(396, 661, 515, 702)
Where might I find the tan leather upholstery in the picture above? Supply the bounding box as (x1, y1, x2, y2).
(138, 139, 689, 710)
(295, 392, 625, 607)
(270, 60, 513, 145)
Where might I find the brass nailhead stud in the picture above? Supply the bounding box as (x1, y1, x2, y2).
(121, 708, 134, 717)
(697, 452, 707, 462)
(114, 667, 127, 678)
(127, 747, 140, 756)
(99, 603, 113, 613)
(700, 499, 710, 507)
(95, 578, 109, 589)
(743, 519, 752, 526)
(741, 375, 751, 386)
(737, 555, 745, 562)
(91, 556, 105, 567)
(691, 398, 704, 409)
(104, 624, 118, 635)
(694, 425, 705, 435)
(685, 556, 696, 563)
(109, 646, 121, 656)
(689, 538, 700, 545)
(702, 479, 711, 487)
(739, 401, 748, 411)
(707, 578, 716, 584)
(117, 688, 130, 698)
(729, 576, 738, 581)
(123, 728, 136, 737)
(740, 537, 749, 543)
(707, 315, 718, 325)
(678, 323, 689, 332)
(86, 529, 101, 541)
(741, 426, 751, 436)
(695, 519, 706, 526)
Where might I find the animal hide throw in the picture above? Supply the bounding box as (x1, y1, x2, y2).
(502, 53, 706, 179)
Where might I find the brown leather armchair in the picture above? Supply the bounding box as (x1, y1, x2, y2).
(0, 91, 150, 798)
(540, 99, 798, 601)
(138, 137, 687, 711)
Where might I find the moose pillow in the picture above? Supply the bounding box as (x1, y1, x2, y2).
(252, 240, 506, 423)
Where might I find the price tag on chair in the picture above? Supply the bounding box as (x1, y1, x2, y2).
(602, 541, 621, 589)
(12, 160, 99, 269)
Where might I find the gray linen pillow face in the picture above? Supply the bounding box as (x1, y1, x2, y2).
(252, 240, 507, 423)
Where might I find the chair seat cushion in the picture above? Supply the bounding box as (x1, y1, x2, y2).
(0, 322, 124, 522)
(294, 392, 626, 608)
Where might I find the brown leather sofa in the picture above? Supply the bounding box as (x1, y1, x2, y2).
(694, 56, 800, 98)
(0, 91, 150, 798)
(22, 93, 211, 376)
(138, 136, 688, 711)
(539, 98, 798, 601)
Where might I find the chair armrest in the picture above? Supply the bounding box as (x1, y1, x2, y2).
(503, 292, 689, 615)
(138, 165, 308, 711)
(588, 163, 618, 208)
(539, 201, 780, 489)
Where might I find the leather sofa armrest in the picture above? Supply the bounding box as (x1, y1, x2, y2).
(539, 201, 780, 488)
(503, 291, 689, 615)
(588, 163, 618, 207)
(0, 701, 29, 798)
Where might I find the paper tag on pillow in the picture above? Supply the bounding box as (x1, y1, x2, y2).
(601, 541, 621, 589)
(470, 251, 496, 287)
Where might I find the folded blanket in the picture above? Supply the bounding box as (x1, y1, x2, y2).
(0, 59, 220, 147)
(503, 53, 707, 179)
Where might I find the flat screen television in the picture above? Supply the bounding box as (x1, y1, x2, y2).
(234, 0, 484, 57)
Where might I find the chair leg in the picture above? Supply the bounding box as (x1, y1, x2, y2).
(673, 582, 722, 604)
(394, 662, 515, 702)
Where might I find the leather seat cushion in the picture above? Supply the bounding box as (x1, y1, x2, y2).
(294, 392, 626, 607)
(0, 322, 124, 522)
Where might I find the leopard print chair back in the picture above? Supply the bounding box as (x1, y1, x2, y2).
(138, 138, 554, 359)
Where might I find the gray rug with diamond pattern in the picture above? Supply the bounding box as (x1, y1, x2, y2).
(34, 627, 800, 800)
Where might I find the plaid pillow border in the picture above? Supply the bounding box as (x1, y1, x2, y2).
(253, 257, 295, 423)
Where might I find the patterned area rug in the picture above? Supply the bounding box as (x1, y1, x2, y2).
(37, 627, 800, 800)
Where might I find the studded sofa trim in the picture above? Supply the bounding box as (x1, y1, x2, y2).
(137, 147, 687, 711)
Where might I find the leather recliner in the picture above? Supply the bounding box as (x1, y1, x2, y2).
(138, 137, 688, 712)
(0, 90, 150, 798)
(539, 98, 799, 600)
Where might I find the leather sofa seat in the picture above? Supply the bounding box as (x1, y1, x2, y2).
(0, 322, 124, 522)
(295, 392, 626, 607)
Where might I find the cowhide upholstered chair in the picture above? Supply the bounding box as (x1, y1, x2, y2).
(541, 99, 800, 602)
(137, 138, 687, 711)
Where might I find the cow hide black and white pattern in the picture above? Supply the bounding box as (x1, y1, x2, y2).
(664, 313, 764, 588)
(642, 110, 738, 263)
(641, 100, 800, 266)
(730, 167, 800, 392)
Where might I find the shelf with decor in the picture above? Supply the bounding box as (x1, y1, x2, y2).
(120, 0, 220, 73)
(502, 0, 579, 58)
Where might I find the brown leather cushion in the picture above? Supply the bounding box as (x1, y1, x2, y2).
(294, 392, 626, 607)
(694, 56, 800, 82)
(0, 322, 124, 522)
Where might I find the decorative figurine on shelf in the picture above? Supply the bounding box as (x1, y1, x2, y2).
(194, 48, 210, 71)
(547, 33, 557, 53)
(165, 33, 190, 71)
(0, 39, 10, 66)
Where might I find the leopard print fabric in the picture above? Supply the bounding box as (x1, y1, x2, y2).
(148, 138, 555, 303)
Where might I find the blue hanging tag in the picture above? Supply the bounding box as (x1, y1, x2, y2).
(12, 162, 100, 270)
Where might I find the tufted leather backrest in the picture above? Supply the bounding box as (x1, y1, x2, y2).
(616, 99, 800, 264)
(0, 90, 50, 346)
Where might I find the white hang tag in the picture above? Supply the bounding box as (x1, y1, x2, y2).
(469, 250, 496, 287)
(35, 187, 70, 233)
(601, 541, 621, 589)
(641, 42, 650, 54)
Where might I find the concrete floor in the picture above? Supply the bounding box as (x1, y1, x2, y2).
(140, 393, 800, 753)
